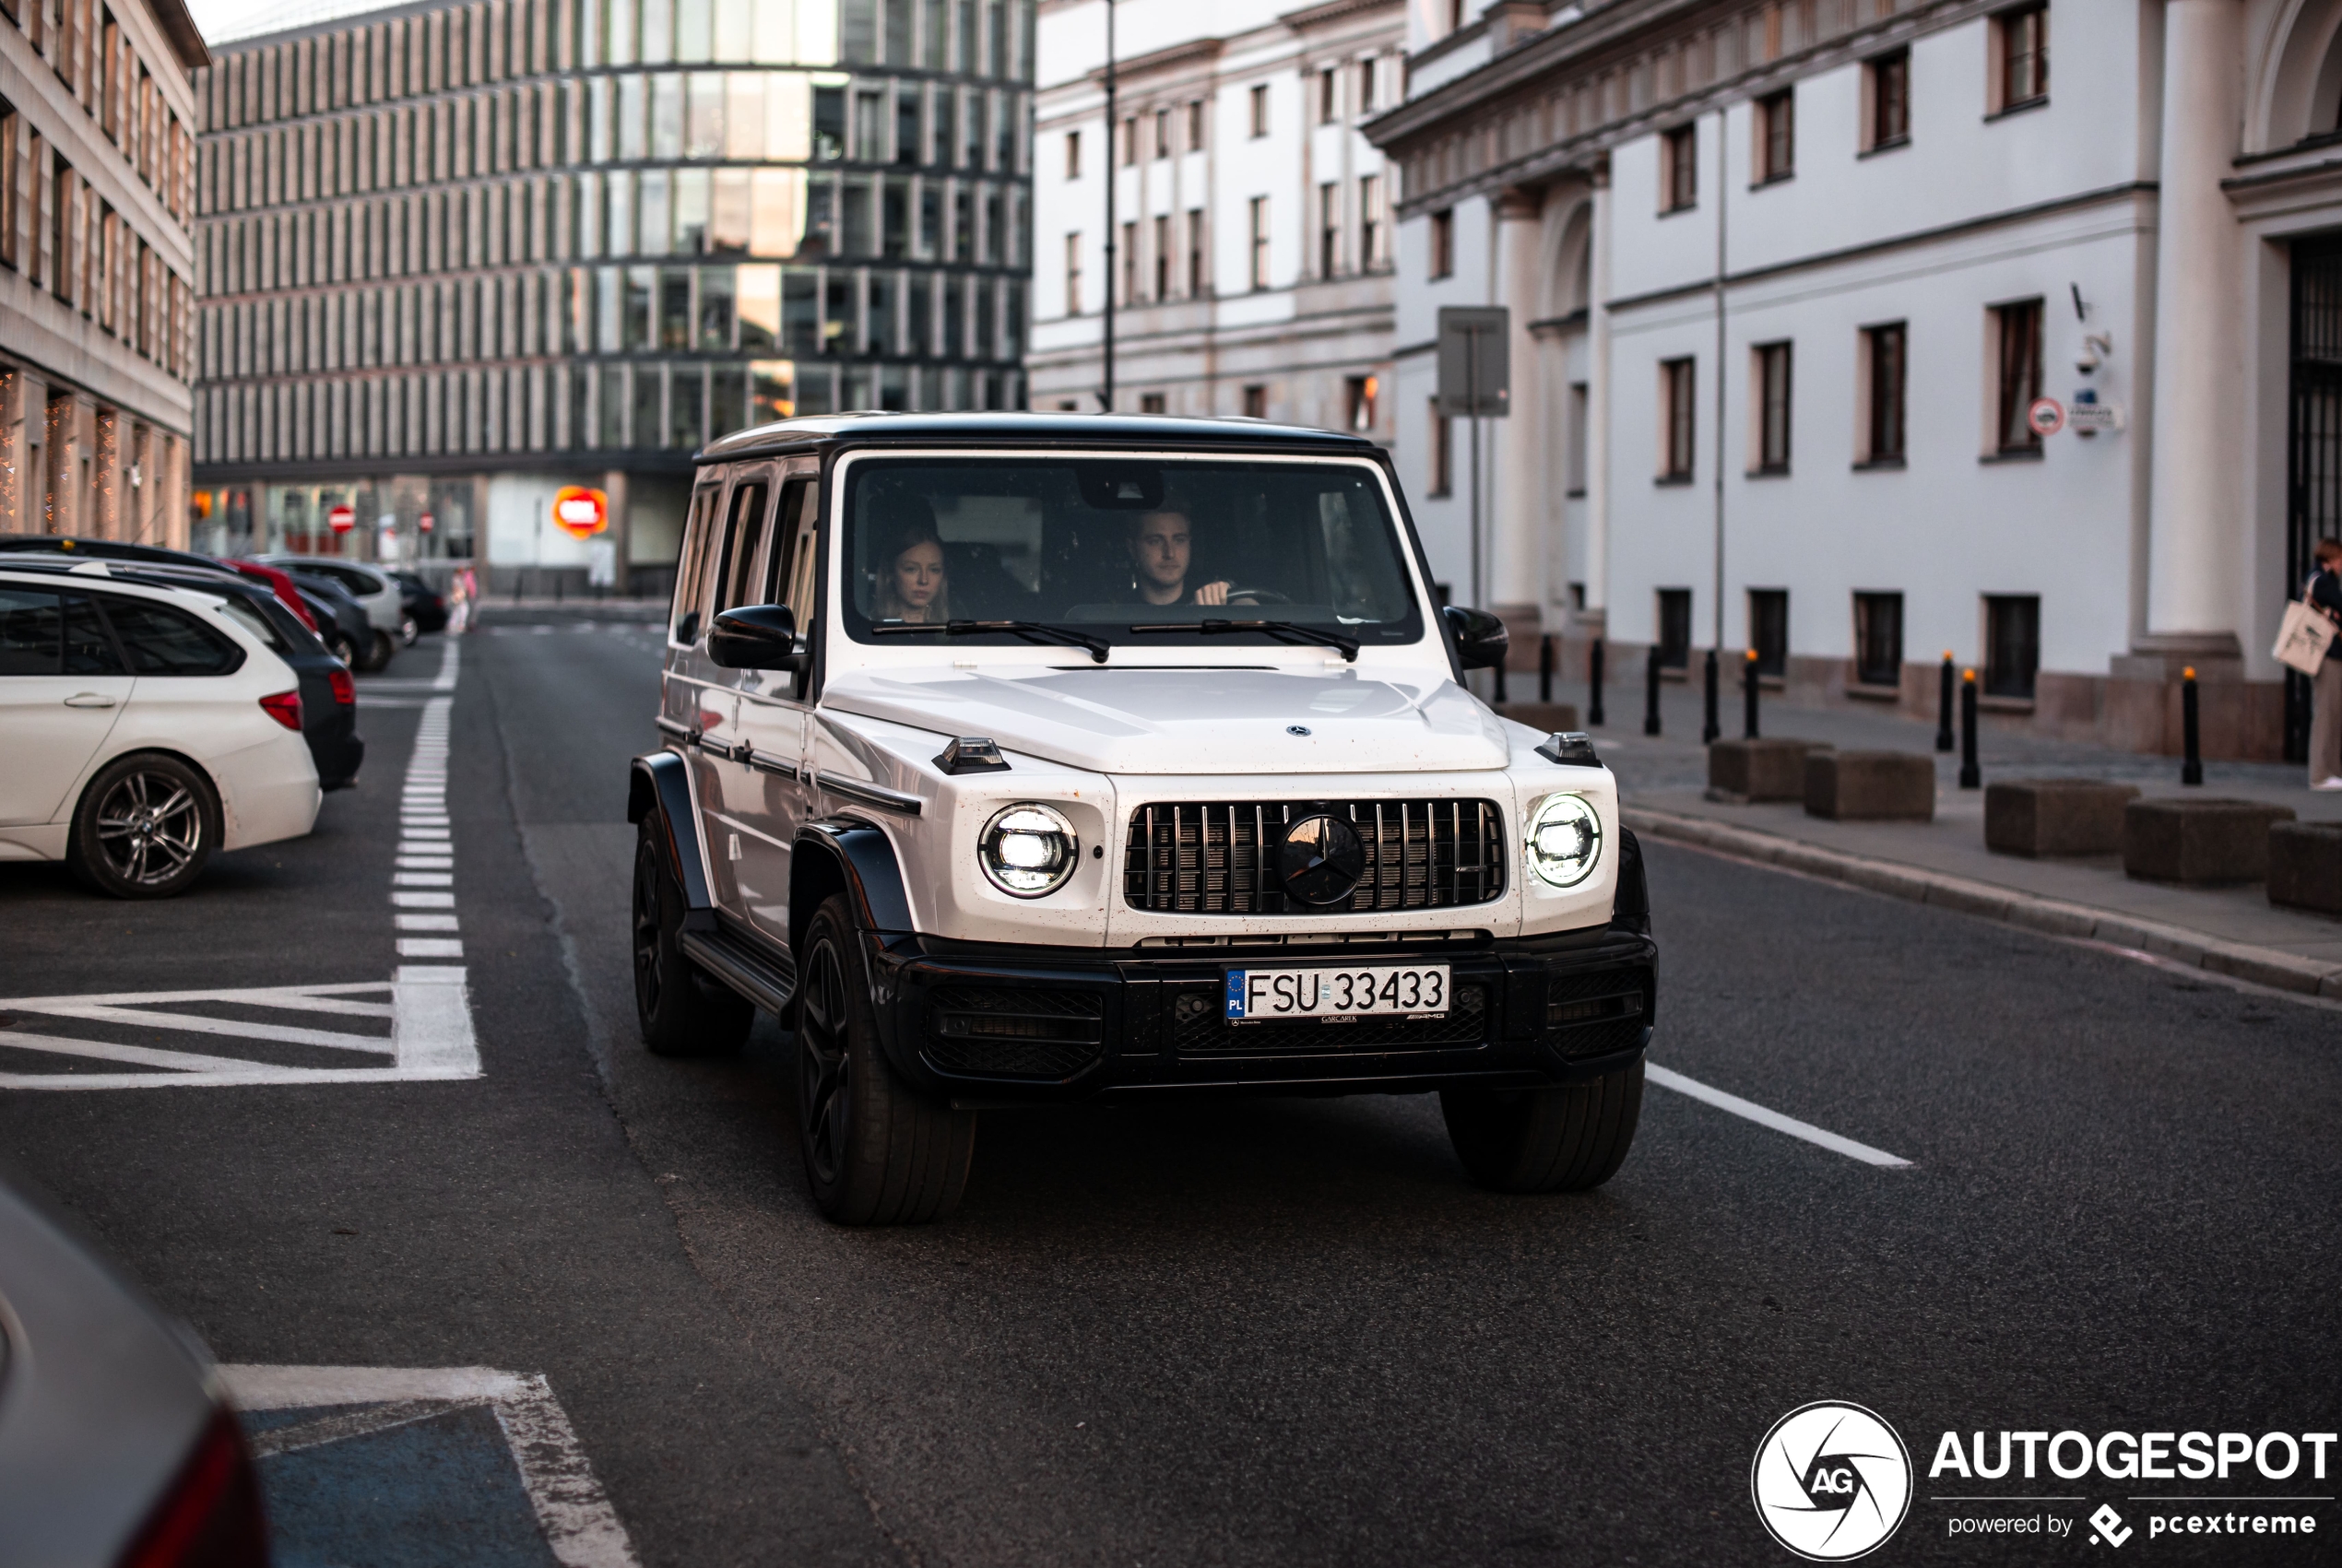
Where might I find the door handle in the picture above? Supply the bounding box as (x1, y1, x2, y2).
(63, 693, 118, 708)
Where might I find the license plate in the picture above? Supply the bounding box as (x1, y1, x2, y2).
(1224, 964, 1451, 1023)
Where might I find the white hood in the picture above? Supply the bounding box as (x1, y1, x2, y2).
(822, 665, 1512, 774)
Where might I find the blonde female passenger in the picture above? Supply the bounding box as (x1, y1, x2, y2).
(871, 505, 951, 625)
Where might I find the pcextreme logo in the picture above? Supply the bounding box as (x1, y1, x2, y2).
(1752, 1402, 1915, 1562)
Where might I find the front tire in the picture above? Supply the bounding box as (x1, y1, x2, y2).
(1440, 1060, 1644, 1194)
(67, 753, 219, 900)
(632, 817, 752, 1056)
(361, 631, 396, 672)
(794, 894, 976, 1225)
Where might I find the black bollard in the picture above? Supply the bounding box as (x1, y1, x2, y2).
(1644, 645, 1662, 737)
(1494, 653, 1508, 706)
(1958, 668, 1981, 789)
(1702, 649, 1721, 743)
(1539, 633, 1554, 702)
(1589, 637, 1606, 726)
(2182, 666, 2203, 786)
(1742, 649, 1760, 739)
(1935, 652, 1956, 752)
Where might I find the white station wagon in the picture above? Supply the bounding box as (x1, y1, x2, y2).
(629, 413, 1655, 1224)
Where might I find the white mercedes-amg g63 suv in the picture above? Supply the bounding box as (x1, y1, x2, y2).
(630, 413, 1654, 1224)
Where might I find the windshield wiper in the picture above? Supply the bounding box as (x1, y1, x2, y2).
(1129, 619, 1361, 662)
(869, 619, 1110, 664)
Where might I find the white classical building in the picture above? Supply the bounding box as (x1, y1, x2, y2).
(1029, 0, 1403, 439)
(1366, 0, 2342, 761)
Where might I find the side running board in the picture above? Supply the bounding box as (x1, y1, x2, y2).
(680, 926, 798, 1016)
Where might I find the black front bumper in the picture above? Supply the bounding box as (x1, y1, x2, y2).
(866, 923, 1656, 1102)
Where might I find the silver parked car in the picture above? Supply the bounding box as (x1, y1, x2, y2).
(0, 1170, 268, 1565)
(255, 557, 402, 671)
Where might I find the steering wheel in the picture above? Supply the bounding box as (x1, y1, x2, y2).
(1219, 587, 1291, 606)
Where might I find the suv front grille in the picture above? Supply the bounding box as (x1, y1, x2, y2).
(1124, 799, 1507, 915)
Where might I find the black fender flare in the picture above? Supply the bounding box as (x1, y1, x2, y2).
(628, 750, 715, 927)
(789, 817, 914, 953)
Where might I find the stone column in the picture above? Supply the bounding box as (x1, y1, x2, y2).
(1583, 163, 1613, 629)
(1490, 185, 1545, 642)
(93, 407, 118, 540)
(2141, 0, 2246, 668)
(603, 466, 632, 596)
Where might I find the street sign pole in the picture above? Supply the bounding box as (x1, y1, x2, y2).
(1099, 0, 1116, 412)
(1437, 306, 1509, 612)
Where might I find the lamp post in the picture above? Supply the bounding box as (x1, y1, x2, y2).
(1099, 0, 1117, 412)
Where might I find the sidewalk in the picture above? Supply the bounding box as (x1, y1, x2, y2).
(1576, 679, 2342, 999)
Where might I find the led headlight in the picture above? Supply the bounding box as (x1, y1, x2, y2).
(1525, 793, 1603, 889)
(978, 802, 1081, 898)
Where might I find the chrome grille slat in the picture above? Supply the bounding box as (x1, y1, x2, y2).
(1123, 798, 1506, 915)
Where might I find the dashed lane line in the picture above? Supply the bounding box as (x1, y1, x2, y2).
(1645, 1063, 1914, 1168)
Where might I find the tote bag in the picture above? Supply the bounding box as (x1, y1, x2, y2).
(2275, 589, 2339, 678)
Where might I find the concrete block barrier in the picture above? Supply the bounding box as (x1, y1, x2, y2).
(2123, 798, 2298, 885)
(2267, 820, 2342, 915)
(1984, 778, 2142, 857)
(1708, 738, 1825, 804)
(1804, 750, 1935, 821)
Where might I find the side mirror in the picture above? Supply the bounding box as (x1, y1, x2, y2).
(1442, 604, 1508, 671)
(707, 605, 803, 670)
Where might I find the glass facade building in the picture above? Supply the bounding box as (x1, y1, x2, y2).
(190, 0, 1033, 588)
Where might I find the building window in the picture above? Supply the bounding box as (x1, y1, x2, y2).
(1429, 400, 1452, 493)
(1566, 381, 1589, 497)
(1188, 100, 1205, 149)
(1446, 0, 1464, 34)
(1065, 129, 1082, 179)
(1994, 5, 2049, 112)
(1657, 588, 1692, 669)
(1243, 383, 1268, 418)
(1140, 392, 1165, 413)
(1345, 373, 1377, 432)
(1153, 107, 1169, 159)
(1249, 84, 1270, 138)
(1359, 56, 1378, 113)
(1756, 89, 1794, 183)
(1753, 342, 1792, 473)
(1319, 67, 1337, 124)
(1186, 207, 1205, 295)
(1866, 50, 1910, 149)
(1065, 230, 1082, 314)
(1862, 323, 1907, 465)
(1984, 594, 2040, 699)
(1662, 123, 1697, 212)
(1153, 214, 1170, 299)
(1121, 219, 1138, 304)
(1747, 590, 1788, 678)
(1853, 592, 1904, 688)
(1319, 182, 1339, 279)
(1661, 356, 1697, 480)
(1993, 299, 2044, 454)
(1429, 206, 1454, 278)
(1360, 173, 1384, 266)
(1248, 195, 1269, 289)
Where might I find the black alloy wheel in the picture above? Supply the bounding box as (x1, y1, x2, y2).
(68, 754, 219, 899)
(328, 633, 360, 668)
(792, 894, 976, 1225)
(631, 817, 751, 1056)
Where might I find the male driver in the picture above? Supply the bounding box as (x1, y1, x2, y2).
(1129, 507, 1236, 607)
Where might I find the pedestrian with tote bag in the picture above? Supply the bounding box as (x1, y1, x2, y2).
(2303, 539, 2342, 789)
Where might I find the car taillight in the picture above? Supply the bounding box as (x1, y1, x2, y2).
(259, 690, 302, 731)
(116, 1407, 269, 1568)
(327, 668, 355, 705)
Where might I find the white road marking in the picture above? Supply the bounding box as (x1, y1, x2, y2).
(216, 1362, 638, 1568)
(397, 939, 465, 958)
(397, 857, 455, 870)
(392, 891, 456, 909)
(0, 974, 479, 1090)
(1644, 1063, 1913, 1169)
(394, 872, 454, 887)
(397, 914, 459, 931)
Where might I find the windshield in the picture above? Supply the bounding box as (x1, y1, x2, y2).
(838, 457, 1425, 651)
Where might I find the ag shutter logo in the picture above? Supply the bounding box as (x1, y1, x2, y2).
(1753, 1402, 1914, 1562)
(2089, 1503, 2134, 1547)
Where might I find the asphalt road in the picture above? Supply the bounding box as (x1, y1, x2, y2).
(3, 612, 2337, 1567)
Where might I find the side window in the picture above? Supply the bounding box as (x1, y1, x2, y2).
(98, 597, 243, 676)
(63, 598, 127, 676)
(672, 482, 724, 643)
(716, 480, 772, 613)
(0, 588, 63, 674)
(220, 596, 290, 653)
(772, 479, 817, 611)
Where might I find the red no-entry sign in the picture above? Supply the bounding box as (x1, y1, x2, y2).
(327, 503, 356, 534)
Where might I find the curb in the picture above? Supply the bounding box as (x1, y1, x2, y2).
(1624, 806, 2342, 1001)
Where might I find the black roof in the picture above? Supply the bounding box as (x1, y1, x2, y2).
(698, 411, 1386, 465)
